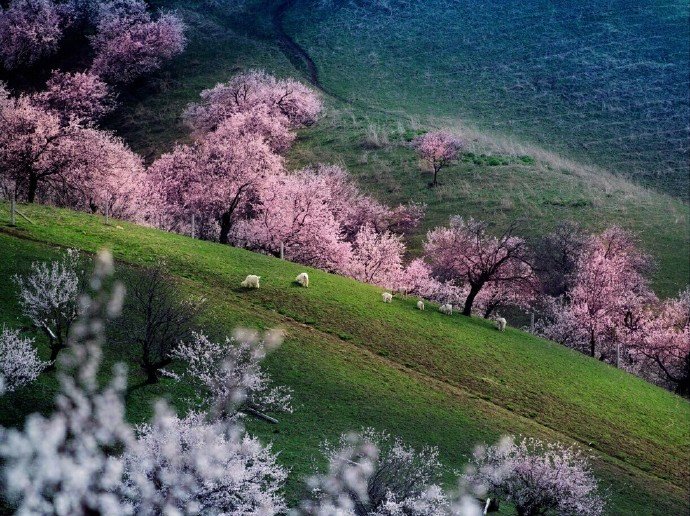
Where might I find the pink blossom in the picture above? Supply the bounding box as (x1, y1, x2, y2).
(90, 2, 186, 84)
(537, 227, 655, 362)
(412, 131, 464, 186)
(627, 288, 689, 395)
(346, 224, 405, 289)
(0, 0, 63, 69)
(465, 436, 605, 516)
(148, 120, 283, 243)
(34, 70, 114, 123)
(231, 170, 352, 272)
(0, 85, 145, 213)
(424, 217, 536, 316)
(183, 69, 322, 134)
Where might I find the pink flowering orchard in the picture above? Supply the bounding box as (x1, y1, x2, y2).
(0, 0, 185, 81)
(0, 83, 144, 210)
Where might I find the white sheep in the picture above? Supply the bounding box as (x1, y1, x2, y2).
(495, 316, 507, 332)
(241, 274, 261, 289)
(417, 300, 425, 310)
(382, 292, 393, 303)
(439, 303, 453, 315)
(295, 272, 309, 287)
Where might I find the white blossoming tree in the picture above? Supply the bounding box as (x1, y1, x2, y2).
(320, 429, 449, 515)
(1, 250, 134, 515)
(13, 249, 83, 363)
(122, 403, 287, 515)
(1, 251, 290, 515)
(295, 433, 379, 515)
(464, 436, 606, 516)
(168, 329, 293, 423)
(0, 327, 48, 394)
(295, 430, 485, 516)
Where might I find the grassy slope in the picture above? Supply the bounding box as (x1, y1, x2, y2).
(283, 0, 690, 197)
(103, 0, 689, 297)
(1, 203, 688, 514)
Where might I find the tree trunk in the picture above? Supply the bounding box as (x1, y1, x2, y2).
(463, 283, 482, 316)
(589, 329, 596, 357)
(144, 366, 159, 384)
(27, 174, 38, 203)
(432, 166, 440, 186)
(47, 343, 64, 369)
(219, 211, 232, 244)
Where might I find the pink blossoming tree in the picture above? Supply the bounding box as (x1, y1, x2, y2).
(148, 122, 283, 243)
(231, 170, 352, 272)
(0, 84, 145, 213)
(347, 224, 406, 289)
(0, 0, 64, 69)
(424, 217, 536, 316)
(34, 70, 114, 123)
(628, 288, 689, 395)
(536, 227, 655, 362)
(90, 1, 186, 83)
(465, 436, 606, 516)
(183, 70, 322, 135)
(412, 131, 464, 187)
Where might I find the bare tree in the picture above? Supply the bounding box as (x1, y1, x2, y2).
(121, 266, 204, 384)
(532, 221, 587, 298)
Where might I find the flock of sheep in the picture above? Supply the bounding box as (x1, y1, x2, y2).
(240, 273, 508, 332)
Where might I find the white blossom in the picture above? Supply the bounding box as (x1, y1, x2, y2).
(123, 402, 287, 515)
(0, 327, 48, 393)
(169, 330, 292, 422)
(295, 433, 378, 516)
(464, 436, 606, 516)
(1, 250, 134, 515)
(13, 249, 82, 361)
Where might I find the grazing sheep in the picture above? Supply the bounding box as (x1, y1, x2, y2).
(382, 292, 393, 303)
(439, 303, 453, 315)
(495, 316, 507, 332)
(417, 300, 425, 310)
(241, 275, 261, 289)
(295, 272, 309, 287)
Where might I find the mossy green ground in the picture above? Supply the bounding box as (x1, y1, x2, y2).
(1, 203, 688, 514)
(102, 0, 689, 297)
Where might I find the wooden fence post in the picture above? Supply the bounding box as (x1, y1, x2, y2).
(10, 191, 16, 226)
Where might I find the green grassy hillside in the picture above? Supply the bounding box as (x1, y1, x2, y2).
(99, 0, 689, 297)
(1, 203, 688, 514)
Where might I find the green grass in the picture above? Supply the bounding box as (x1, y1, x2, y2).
(283, 0, 690, 198)
(1, 202, 688, 514)
(94, 0, 689, 298)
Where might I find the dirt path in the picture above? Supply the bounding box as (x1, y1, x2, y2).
(273, 0, 322, 89)
(271, 0, 350, 103)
